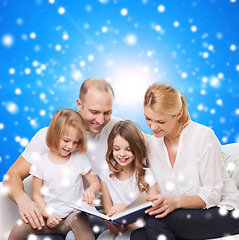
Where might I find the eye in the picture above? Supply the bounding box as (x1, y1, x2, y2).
(63, 139, 69, 143)
(145, 116, 151, 121)
(157, 121, 165, 124)
(126, 148, 131, 152)
(113, 147, 119, 151)
(104, 111, 112, 116)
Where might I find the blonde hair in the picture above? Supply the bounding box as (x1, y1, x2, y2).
(79, 78, 114, 104)
(106, 120, 149, 192)
(46, 109, 87, 153)
(144, 83, 190, 136)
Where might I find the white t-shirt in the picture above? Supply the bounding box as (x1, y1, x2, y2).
(99, 167, 156, 205)
(30, 152, 91, 218)
(22, 116, 120, 176)
(147, 120, 239, 210)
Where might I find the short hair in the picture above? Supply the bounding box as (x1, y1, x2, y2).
(79, 78, 114, 104)
(46, 109, 87, 153)
(106, 120, 149, 192)
(144, 83, 190, 136)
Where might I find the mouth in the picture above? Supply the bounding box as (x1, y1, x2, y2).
(117, 158, 129, 163)
(91, 122, 103, 129)
(153, 129, 162, 135)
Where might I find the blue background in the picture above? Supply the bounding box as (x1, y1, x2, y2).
(1, 0, 239, 181)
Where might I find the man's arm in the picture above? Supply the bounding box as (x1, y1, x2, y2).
(3, 155, 46, 229)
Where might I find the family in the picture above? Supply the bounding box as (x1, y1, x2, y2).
(3, 78, 239, 240)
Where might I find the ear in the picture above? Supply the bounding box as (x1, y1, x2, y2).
(76, 99, 82, 111)
(176, 108, 183, 120)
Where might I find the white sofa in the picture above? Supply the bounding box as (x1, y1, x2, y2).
(0, 143, 239, 240)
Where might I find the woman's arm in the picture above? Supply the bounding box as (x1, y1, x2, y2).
(146, 183, 159, 198)
(83, 169, 101, 205)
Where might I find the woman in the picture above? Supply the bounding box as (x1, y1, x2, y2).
(131, 83, 239, 240)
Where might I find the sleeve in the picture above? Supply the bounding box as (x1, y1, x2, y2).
(77, 154, 92, 176)
(197, 129, 224, 209)
(144, 168, 157, 187)
(29, 159, 44, 180)
(21, 127, 49, 165)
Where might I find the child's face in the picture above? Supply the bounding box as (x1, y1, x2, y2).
(113, 135, 135, 168)
(58, 127, 81, 157)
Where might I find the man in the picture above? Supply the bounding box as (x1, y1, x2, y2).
(3, 78, 120, 240)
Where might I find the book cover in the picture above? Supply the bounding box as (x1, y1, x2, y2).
(69, 192, 152, 225)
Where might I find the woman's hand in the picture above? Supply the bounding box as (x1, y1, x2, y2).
(145, 194, 179, 218)
(101, 219, 127, 235)
(82, 190, 95, 205)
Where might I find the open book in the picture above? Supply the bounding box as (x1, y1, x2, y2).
(69, 192, 152, 225)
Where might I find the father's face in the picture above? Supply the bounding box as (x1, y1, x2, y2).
(77, 88, 113, 134)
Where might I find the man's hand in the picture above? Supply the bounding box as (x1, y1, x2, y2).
(46, 213, 62, 228)
(18, 197, 46, 230)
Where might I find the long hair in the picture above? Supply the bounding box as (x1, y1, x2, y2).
(46, 109, 87, 153)
(106, 120, 149, 192)
(144, 83, 190, 136)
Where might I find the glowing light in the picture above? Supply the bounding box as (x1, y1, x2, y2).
(202, 52, 209, 58)
(63, 32, 69, 40)
(49, 0, 55, 3)
(173, 21, 180, 27)
(92, 225, 100, 233)
(157, 5, 165, 13)
(102, 26, 108, 33)
(232, 209, 239, 218)
(6, 102, 18, 114)
(181, 72, 187, 78)
(9, 68, 15, 74)
(216, 99, 223, 106)
(71, 69, 83, 81)
(165, 181, 175, 191)
(113, 70, 151, 105)
(236, 65, 239, 71)
(230, 44, 237, 51)
(209, 76, 220, 87)
(121, 8, 128, 16)
(219, 207, 228, 216)
(55, 44, 62, 51)
(58, 7, 65, 14)
(20, 138, 29, 147)
(2, 34, 14, 47)
(30, 32, 36, 39)
(0, 123, 4, 130)
(191, 25, 197, 32)
(125, 34, 137, 45)
(88, 54, 94, 61)
(40, 110, 46, 116)
(25, 68, 31, 74)
(158, 235, 167, 240)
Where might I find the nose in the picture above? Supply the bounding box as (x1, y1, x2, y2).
(119, 149, 126, 156)
(151, 123, 159, 131)
(66, 141, 73, 149)
(96, 114, 105, 125)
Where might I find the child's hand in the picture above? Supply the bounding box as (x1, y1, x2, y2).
(46, 213, 62, 228)
(107, 204, 127, 217)
(82, 190, 95, 205)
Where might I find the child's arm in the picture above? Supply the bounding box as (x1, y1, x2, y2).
(100, 178, 127, 234)
(147, 183, 160, 198)
(100, 178, 113, 214)
(83, 169, 101, 205)
(33, 176, 62, 228)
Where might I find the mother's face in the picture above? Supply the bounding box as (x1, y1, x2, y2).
(144, 106, 182, 138)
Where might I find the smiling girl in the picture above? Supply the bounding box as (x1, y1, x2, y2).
(9, 109, 100, 240)
(97, 120, 158, 240)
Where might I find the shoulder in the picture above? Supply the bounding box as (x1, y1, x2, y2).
(187, 121, 215, 138)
